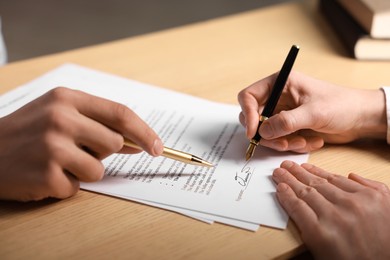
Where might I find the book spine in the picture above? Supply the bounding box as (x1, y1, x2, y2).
(336, 0, 374, 36)
(319, 0, 366, 58)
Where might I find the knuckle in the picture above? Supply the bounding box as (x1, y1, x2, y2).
(309, 178, 327, 188)
(367, 189, 385, 202)
(297, 186, 316, 199)
(111, 103, 133, 128)
(288, 200, 306, 218)
(326, 174, 338, 184)
(278, 111, 295, 134)
(377, 183, 390, 193)
(237, 88, 249, 101)
(43, 109, 69, 131)
(342, 197, 365, 216)
(43, 134, 67, 159)
(237, 90, 244, 101)
(46, 87, 73, 103)
(337, 193, 368, 218)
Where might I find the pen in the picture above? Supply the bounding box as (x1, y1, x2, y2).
(123, 138, 214, 167)
(245, 45, 300, 161)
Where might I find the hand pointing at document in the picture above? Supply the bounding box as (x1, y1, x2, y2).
(0, 87, 164, 201)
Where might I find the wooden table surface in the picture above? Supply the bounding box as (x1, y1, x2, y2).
(1, 0, 389, 259)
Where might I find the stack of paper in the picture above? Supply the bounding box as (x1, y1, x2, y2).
(0, 64, 308, 231)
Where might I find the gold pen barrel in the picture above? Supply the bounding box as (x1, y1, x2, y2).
(123, 138, 213, 167)
(123, 139, 142, 150)
(162, 147, 213, 167)
(162, 147, 192, 162)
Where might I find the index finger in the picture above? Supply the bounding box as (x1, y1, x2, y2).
(237, 74, 277, 138)
(66, 88, 162, 156)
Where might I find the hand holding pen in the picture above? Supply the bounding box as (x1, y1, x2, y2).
(238, 46, 387, 155)
(243, 45, 300, 160)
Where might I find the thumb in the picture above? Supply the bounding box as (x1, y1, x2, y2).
(259, 106, 315, 139)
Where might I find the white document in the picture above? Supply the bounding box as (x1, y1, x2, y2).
(0, 64, 309, 230)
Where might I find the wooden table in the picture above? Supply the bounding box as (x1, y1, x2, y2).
(1, 0, 389, 259)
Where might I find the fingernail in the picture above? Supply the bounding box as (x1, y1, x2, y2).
(152, 139, 164, 156)
(260, 123, 273, 138)
(282, 160, 294, 168)
(273, 168, 285, 178)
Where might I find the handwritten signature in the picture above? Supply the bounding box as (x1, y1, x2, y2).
(235, 161, 255, 189)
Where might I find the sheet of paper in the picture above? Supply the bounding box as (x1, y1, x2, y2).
(0, 64, 309, 230)
(108, 194, 260, 231)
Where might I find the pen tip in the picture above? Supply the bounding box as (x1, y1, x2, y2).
(203, 161, 214, 168)
(190, 156, 214, 167)
(245, 143, 257, 161)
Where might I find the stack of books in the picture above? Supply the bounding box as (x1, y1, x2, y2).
(320, 0, 390, 60)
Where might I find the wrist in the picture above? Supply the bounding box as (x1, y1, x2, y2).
(357, 89, 387, 140)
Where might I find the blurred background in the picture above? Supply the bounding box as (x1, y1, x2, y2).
(0, 0, 288, 62)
